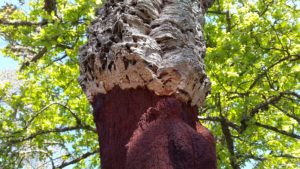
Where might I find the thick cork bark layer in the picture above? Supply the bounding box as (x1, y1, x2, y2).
(79, 0, 214, 107)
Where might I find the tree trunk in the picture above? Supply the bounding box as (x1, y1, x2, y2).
(78, 0, 216, 168)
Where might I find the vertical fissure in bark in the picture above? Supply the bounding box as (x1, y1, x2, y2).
(79, 0, 216, 168)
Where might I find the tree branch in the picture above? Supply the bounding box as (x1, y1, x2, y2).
(242, 154, 266, 161)
(0, 19, 48, 26)
(248, 55, 295, 90)
(271, 104, 300, 124)
(3, 102, 96, 137)
(20, 47, 48, 71)
(240, 92, 286, 132)
(273, 154, 300, 159)
(241, 152, 300, 162)
(44, 0, 57, 15)
(8, 126, 86, 144)
(207, 10, 231, 32)
(215, 93, 241, 169)
(56, 150, 98, 168)
(207, 10, 227, 14)
(199, 116, 240, 131)
(220, 117, 241, 169)
(255, 122, 300, 139)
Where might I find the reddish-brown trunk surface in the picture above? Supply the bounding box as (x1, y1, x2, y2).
(92, 87, 216, 169)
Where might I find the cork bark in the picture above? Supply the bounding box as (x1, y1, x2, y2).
(78, 0, 213, 107)
(78, 0, 215, 168)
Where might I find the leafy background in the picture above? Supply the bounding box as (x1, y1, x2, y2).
(0, 0, 299, 168)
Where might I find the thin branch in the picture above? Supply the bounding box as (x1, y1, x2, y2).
(255, 122, 300, 139)
(220, 117, 241, 169)
(20, 47, 48, 71)
(0, 19, 48, 26)
(241, 152, 300, 162)
(53, 102, 82, 125)
(211, 71, 228, 92)
(53, 102, 96, 132)
(250, 94, 284, 117)
(283, 91, 300, 99)
(199, 116, 240, 131)
(207, 10, 227, 14)
(10, 45, 36, 55)
(273, 154, 300, 159)
(240, 92, 286, 132)
(56, 43, 73, 49)
(1, 103, 58, 135)
(225, 10, 231, 32)
(16, 156, 25, 169)
(207, 10, 231, 32)
(257, 0, 274, 17)
(56, 150, 98, 168)
(248, 55, 295, 90)
(43, 54, 68, 68)
(8, 126, 85, 144)
(271, 104, 300, 124)
(242, 154, 266, 161)
(44, 0, 57, 14)
(3, 102, 96, 136)
(216, 93, 241, 169)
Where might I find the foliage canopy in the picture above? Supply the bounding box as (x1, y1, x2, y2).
(0, 0, 299, 168)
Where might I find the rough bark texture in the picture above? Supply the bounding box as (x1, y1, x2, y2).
(78, 0, 213, 107)
(78, 0, 216, 168)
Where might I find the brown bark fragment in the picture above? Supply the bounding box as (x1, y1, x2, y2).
(93, 87, 216, 169)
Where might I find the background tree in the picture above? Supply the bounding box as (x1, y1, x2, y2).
(0, 0, 299, 168)
(203, 0, 300, 168)
(0, 0, 101, 168)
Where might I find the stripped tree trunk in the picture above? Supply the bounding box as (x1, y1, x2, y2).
(78, 0, 216, 168)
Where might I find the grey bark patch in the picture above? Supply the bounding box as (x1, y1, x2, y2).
(78, 0, 214, 106)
